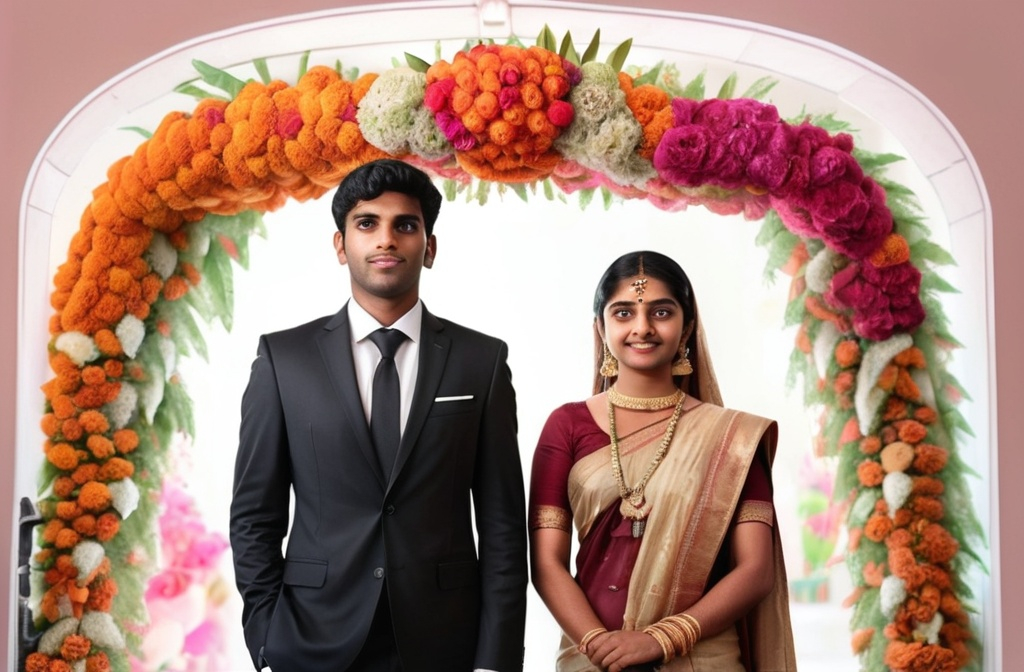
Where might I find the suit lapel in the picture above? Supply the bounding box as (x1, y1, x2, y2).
(316, 304, 387, 488)
(388, 308, 449, 491)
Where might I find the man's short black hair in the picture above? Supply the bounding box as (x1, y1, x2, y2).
(331, 159, 443, 237)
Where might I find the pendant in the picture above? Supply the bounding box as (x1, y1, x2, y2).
(631, 519, 646, 538)
(619, 497, 652, 538)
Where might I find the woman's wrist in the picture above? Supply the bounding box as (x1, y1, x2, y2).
(641, 612, 702, 663)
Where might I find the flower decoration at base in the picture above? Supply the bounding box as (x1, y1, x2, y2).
(27, 24, 983, 672)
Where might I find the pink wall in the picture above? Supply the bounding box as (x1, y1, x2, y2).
(2, 0, 1020, 667)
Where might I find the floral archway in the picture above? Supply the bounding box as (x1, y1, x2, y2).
(20, 14, 987, 672)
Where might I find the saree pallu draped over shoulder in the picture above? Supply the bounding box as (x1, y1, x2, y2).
(557, 404, 796, 672)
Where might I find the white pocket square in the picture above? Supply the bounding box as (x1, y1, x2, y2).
(434, 395, 474, 402)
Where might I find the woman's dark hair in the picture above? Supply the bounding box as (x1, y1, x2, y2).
(593, 250, 696, 327)
(331, 159, 443, 237)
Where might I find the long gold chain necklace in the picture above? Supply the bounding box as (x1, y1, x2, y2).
(608, 391, 686, 538)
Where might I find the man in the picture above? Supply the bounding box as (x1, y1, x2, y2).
(229, 159, 528, 672)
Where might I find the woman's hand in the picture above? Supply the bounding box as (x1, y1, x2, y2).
(584, 629, 663, 672)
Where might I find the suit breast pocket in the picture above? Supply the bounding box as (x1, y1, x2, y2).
(428, 397, 477, 417)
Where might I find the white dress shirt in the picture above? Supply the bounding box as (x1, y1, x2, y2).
(347, 299, 422, 435)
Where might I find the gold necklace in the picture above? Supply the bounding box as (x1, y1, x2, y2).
(608, 392, 686, 538)
(607, 386, 683, 411)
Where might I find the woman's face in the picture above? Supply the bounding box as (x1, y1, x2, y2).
(600, 275, 685, 376)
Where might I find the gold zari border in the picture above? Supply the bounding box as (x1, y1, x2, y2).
(530, 504, 572, 532)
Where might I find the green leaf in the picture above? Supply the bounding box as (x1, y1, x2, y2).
(543, 179, 554, 201)
(602, 186, 614, 210)
(740, 76, 779, 101)
(560, 31, 581, 65)
(911, 240, 957, 267)
(253, 57, 271, 84)
(716, 73, 738, 100)
(119, 126, 153, 139)
(510, 183, 529, 203)
(443, 179, 457, 202)
(581, 29, 601, 64)
(605, 38, 633, 72)
(204, 238, 236, 331)
(537, 24, 558, 52)
(920, 272, 960, 294)
(191, 59, 248, 99)
(297, 51, 310, 78)
(680, 70, 706, 100)
(852, 149, 905, 171)
(173, 82, 226, 102)
(578, 188, 595, 210)
(475, 180, 490, 206)
(405, 52, 431, 73)
(633, 63, 664, 87)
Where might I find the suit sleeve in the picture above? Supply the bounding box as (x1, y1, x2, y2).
(472, 340, 528, 671)
(229, 336, 292, 670)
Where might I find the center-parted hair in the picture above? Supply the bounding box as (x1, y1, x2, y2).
(593, 250, 696, 329)
(331, 159, 443, 237)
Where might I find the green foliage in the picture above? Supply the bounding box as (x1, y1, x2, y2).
(253, 57, 272, 84)
(405, 52, 431, 73)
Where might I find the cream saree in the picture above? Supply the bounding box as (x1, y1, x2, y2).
(555, 403, 796, 672)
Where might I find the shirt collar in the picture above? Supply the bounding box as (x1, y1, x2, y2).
(348, 298, 423, 344)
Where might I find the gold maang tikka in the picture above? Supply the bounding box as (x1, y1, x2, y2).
(631, 255, 648, 303)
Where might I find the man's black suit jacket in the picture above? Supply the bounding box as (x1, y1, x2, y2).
(229, 304, 528, 671)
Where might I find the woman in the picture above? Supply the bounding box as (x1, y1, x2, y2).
(529, 251, 796, 672)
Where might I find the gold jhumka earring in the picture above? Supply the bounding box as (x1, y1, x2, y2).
(600, 343, 619, 377)
(671, 343, 693, 376)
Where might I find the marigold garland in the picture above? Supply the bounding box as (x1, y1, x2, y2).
(27, 31, 983, 672)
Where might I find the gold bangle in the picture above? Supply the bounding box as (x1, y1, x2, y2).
(642, 623, 675, 664)
(577, 627, 608, 654)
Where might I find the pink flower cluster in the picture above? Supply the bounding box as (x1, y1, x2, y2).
(131, 480, 231, 672)
(652, 97, 924, 341)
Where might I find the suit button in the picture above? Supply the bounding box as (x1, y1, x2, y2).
(385, 505, 396, 515)
(373, 567, 384, 579)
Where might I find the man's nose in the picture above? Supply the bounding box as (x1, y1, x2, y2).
(376, 226, 397, 248)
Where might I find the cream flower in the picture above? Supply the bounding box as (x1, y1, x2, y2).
(805, 246, 839, 294)
(158, 336, 178, 381)
(813, 320, 841, 381)
(37, 616, 79, 655)
(115, 314, 146, 359)
(139, 372, 165, 424)
(913, 612, 943, 644)
(883, 471, 913, 517)
(103, 381, 138, 430)
(72, 540, 106, 586)
(146, 232, 178, 280)
(358, 68, 451, 160)
(880, 574, 907, 619)
(855, 333, 913, 435)
(108, 478, 141, 519)
(54, 331, 99, 367)
(79, 610, 126, 649)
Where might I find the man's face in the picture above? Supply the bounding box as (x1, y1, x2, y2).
(334, 191, 436, 310)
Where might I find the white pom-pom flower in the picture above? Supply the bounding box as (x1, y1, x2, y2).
(805, 247, 839, 294)
(145, 232, 178, 280)
(37, 616, 79, 655)
(880, 574, 907, 619)
(883, 471, 914, 517)
(103, 382, 137, 430)
(72, 540, 106, 586)
(913, 612, 943, 644)
(79, 610, 126, 649)
(812, 320, 841, 381)
(115, 314, 146, 359)
(54, 331, 100, 367)
(108, 478, 141, 519)
(855, 334, 913, 435)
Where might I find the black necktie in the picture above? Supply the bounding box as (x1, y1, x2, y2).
(368, 328, 407, 477)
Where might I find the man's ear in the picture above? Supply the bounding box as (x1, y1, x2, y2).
(333, 230, 348, 265)
(423, 235, 437, 269)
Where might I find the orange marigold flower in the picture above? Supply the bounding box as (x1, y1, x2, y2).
(860, 435, 882, 455)
(896, 419, 928, 444)
(46, 442, 80, 471)
(141, 273, 163, 303)
(894, 346, 927, 369)
(113, 428, 140, 453)
(41, 519, 65, 544)
(916, 523, 959, 564)
(913, 405, 938, 424)
(181, 261, 202, 286)
(55, 501, 82, 521)
(99, 457, 135, 481)
(887, 527, 913, 548)
(879, 424, 898, 445)
(53, 477, 76, 499)
(86, 652, 113, 672)
(911, 496, 944, 521)
(55, 527, 81, 549)
(869, 233, 911, 268)
(864, 513, 893, 542)
(25, 653, 51, 672)
(41, 413, 61, 438)
(162, 275, 189, 301)
(851, 627, 875, 654)
(60, 634, 92, 661)
(86, 578, 118, 612)
(857, 460, 884, 487)
(892, 507, 913, 528)
(78, 481, 112, 513)
(882, 397, 907, 421)
(913, 444, 948, 475)
(894, 368, 921, 401)
(876, 364, 898, 391)
(103, 359, 123, 378)
(72, 463, 100, 486)
(77, 409, 110, 434)
(50, 659, 74, 672)
(61, 418, 84, 441)
(834, 339, 862, 368)
(883, 641, 957, 672)
(862, 560, 885, 587)
(73, 381, 119, 409)
(72, 514, 98, 537)
(51, 395, 77, 420)
(87, 435, 116, 460)
(95, 513, 120, 542)
(93, 329, 123, 357)
(834, 370, 855, 396)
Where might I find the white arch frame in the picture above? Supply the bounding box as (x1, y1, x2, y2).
(14, 1, 998, 668)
